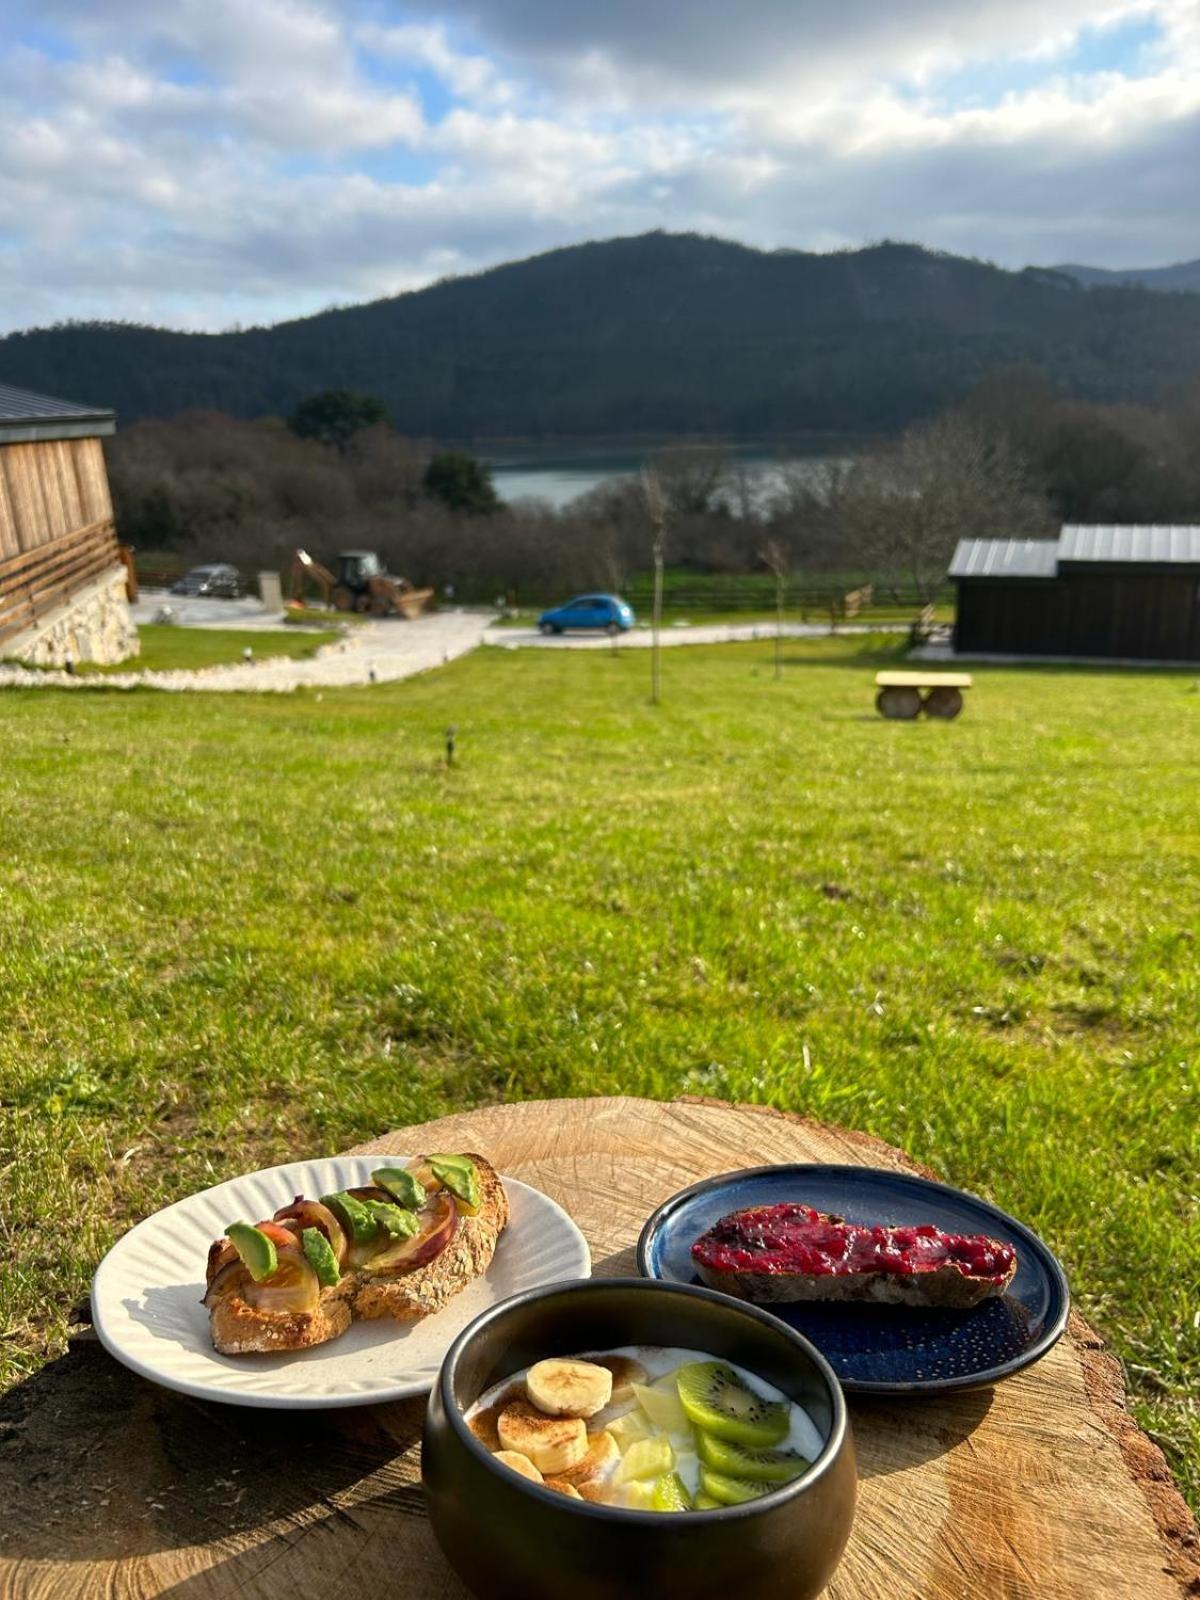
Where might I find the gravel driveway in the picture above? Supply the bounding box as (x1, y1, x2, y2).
(486, 620, 906, 649)
(0, 610, 491, 692)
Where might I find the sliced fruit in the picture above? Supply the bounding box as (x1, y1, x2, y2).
(527, 1358, 612, 1419)
(493, 1450, 543, 1485)
(273, 1198, 347, 1267)
(244, 1253, 321, 1317)
(371, 1166, 426, 1209)
(364, 1201, 420, 1238)
(651, 1471, 692, 1512)
(698, 1466, 765, 1507)
(587, 1354, 648, 1404)
(361, 1190, 457, 1275)
(622, 1480, 658, 1511)
(553, 1430, 620, 1499)
(613, 1436, 675, 1486)
(497, 1401, 588, 1475)
(224, 1222, 278, 1283)
(694, 1493, 722, 1510)
(319, 1190, 378, 1245)
(632, 1379, 691, 1437)
(675, 1363, 790, 1448)
(301, 1227, 341, 1287)
(696, 1430, 809, 1484)
(429, 1156, 482, 1214)
(607, 1409, 653, 1453)
(543, 1479, 584, 1499)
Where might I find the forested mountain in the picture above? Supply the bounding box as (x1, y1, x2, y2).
(4, 233, 1200, 437)
(1053, 259, 1200, 293)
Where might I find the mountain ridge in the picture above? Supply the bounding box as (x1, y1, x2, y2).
(2, 232, 1199, 436)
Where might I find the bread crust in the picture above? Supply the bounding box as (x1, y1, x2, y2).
(351, 1153, 508, 1321)
(695, 1257, 1014, 1310)
(205, 1153, 508, 1353)
(694, 1205, 1017, 1311)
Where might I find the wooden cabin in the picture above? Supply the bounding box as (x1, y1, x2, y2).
(950, 526, 1200, 663)
(0, 383, 136, 665)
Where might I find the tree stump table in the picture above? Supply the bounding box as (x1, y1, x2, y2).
(1, 1097, 1195, 1599)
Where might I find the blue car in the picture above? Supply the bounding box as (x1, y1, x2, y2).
(538, 593, 636, 635)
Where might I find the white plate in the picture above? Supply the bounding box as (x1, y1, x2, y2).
(92, 1156, 590, 1408)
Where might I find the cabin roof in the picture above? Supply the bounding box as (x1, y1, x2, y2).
(951, 525, 1200, 581)
(948, 538, 1060, 580)
(1059, 524, 1200, 564)
(0, 382, 115, 443)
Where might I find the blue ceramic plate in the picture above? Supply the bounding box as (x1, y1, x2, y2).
(637, 1165, 1069, 1395)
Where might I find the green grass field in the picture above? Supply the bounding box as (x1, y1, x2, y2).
(0, 638, 1196, 1506)
(79, 623, 340, 672)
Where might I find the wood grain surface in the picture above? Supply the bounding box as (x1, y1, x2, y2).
(0, 1096, 1195, 1599)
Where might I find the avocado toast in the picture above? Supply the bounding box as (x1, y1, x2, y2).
(203, 1153, 508, 1355)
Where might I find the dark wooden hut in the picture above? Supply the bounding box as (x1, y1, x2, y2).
(950, 526, 1200, 663)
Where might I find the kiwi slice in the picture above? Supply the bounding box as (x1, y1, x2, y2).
(675, 1363, 790, 1449)
(697, 1430, 809, 1484)
(651, 1471, 692, 1512)
(694, 1493, 723, 1511)
(698, 1465, 765, 1507)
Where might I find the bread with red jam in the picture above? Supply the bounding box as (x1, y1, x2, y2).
(691, 1202, 1016, 1310)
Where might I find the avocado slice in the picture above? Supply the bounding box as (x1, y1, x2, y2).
(429, 1156, 481, 1214)
(225, 1222, 278, 1282)
(364, 1200, 420, 1239)
(320, 1190, 378, 1244)
(372, 1166, 426, 1209)
(301, 1227, 341, 1287)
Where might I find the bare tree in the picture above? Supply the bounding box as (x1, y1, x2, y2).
(640, 468, 670, 705)
(758, 537, 790, 680)
(842, 414, 1053, 602)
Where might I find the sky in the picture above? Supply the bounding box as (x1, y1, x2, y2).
(1, 0, 1198, 332)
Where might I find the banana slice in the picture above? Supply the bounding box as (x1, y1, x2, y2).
(543, 1479, 584, 1499)
(526, 1358, 613, 1419)
(497, 1401, 588, 1475)
(493, 1450, 544, 1484)
(552, 1429, 620, 1502)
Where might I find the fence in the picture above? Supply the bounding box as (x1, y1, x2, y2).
(0, 519, 124, 648)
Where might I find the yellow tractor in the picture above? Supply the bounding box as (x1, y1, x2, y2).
(290, 549, 434, 618)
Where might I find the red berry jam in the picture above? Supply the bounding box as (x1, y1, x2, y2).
(692, 1202, 1015, 1283)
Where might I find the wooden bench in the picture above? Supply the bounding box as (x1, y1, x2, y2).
(875, 669, 973, 720)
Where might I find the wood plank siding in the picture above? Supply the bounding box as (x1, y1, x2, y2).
(0, 438, 121, 647)
(955, 573, 1200, 661)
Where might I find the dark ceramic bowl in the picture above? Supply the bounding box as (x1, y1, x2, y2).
(422, 1278, 856, 1600)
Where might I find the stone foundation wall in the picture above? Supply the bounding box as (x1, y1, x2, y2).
(5, 565, 139, 667)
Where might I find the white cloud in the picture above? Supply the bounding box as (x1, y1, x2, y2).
(0, 0, 1196, 332)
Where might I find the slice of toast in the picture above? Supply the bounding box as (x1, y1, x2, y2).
(209, 1282, 353, 1355)
(351, 1153, 509, 1321)
(204, 1152, 508, 1352)
(692, 1203, 1016, 1311)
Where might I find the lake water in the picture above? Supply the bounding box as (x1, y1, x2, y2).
(476, 439, 860, 510)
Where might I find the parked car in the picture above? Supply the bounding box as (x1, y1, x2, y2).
(171, 563, 242, 599)
(538, 593, 635, 635)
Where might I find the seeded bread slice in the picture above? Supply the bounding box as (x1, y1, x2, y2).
(351, 1153, 509, 1321)
(208, 1282, 353, 1355)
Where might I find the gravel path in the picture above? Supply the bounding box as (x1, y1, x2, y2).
(486, 620, 907, 650)
(0, 612, 491, 693)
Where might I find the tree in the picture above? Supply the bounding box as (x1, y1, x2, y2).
(423, 451, 501, 515)
(758, 537, 790, 681)
(845, 415, 1053, 602)
(640, 469, 671, 706)
(288, 389, 389, 450)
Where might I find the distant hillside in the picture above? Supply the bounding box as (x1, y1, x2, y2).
(3, 233, 1200, 437)
(1053, 259, 1200, 293)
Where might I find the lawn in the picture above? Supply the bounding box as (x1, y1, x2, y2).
(79, 622, 340, 672)
(0, 638, 1196, 1508)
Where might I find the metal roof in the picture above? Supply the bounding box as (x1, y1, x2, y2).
(949, 538, 1060, 580)
(0, 382, 115, 443)
(1059, 524, 1200, 565)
